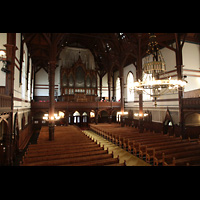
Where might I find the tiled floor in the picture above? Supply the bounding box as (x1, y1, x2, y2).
(83, 130, 151, 166)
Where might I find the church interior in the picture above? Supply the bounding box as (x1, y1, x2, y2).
(0, 33, 200, 166)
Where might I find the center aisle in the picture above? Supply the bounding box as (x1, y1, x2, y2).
(83, 130, 150, 166)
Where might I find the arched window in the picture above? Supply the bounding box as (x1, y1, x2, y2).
(116, 77, 121, 102)
(143, 73, 152, 101)
(21, 50, 26, 99)
(127, 72, 134, 102)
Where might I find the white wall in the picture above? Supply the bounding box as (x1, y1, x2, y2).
(59, 47, 96, 70)
(182, 42, 200, 92)
(102, 73, 108, 98)
(13, 33, 33, 130)
(34, 68, 49, 96)
(124, 41, 200, 124)
(0, 33, 7, 86)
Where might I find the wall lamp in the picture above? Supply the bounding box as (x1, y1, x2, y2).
(0, 49, 10, 74)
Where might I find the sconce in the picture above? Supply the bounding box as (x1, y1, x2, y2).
(0, 49, 10, 74)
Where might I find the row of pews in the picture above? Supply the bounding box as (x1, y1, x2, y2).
(89, 124, 200, 166)
(21, 125, 125, 166)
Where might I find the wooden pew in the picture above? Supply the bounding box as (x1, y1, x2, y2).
(146, 141, 199, 164)
(162, 148, 200, 166)
(164, 155, 200, 166)
(23, 152, 115, 166)
(23, 148, 108, 165)
(153, 141, 200, 166)
(63, 157, 120, 166)
(22, 125, 123, 166)
(90, 123, 200, 167)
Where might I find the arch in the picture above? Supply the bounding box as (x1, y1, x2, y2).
(111, 63, 120, 73)
(127, 71, 134, 102)
(163, 109, 174, 135)
(185, 112, 200, 126)
(98, 110, 109, 123)
(0, 118, 8, 166)
(143, 73, 153, 101)
(73, 111, 81, 124)
(73, 111, 80, 116)
(116, 77, 121, 102)
(123, 53, 136, 67)
(13, 112, 20, 156)
(82, 112, 88, 123)
(13, 113, 19, 140)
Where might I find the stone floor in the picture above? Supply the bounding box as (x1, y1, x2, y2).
(83, 130, 151, 166)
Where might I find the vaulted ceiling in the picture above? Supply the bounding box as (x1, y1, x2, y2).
(23, 33, 200, 77)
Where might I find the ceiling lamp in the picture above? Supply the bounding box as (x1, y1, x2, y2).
(131, 33, 187, 106)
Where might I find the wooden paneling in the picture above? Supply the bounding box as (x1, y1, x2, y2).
(0, 87, 5, 95)
(19, 123, 33, 151)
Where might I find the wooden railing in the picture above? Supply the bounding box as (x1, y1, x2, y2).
(31, 101, 121, 110)
(182, 98, 200, 109)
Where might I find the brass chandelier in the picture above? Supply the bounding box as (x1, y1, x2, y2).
(131, 33, 187, 106)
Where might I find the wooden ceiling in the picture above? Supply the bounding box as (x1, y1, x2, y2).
(23, 33, 200, 76)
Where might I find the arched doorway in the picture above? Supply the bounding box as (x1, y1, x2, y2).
(13, 113, 20, 161)
(184, 112, 200, 138)
(111, 110, 117, 123)
(99, 110, 109, 123)
(0, 119, 8, 166)
(82, 112, 88, 123)
(163, 109, 174, 135)
(73, 111, 81, 125)
(185, 113, 200, 126)
(163, 120, 173, 135)
(82, 112, 88, 127)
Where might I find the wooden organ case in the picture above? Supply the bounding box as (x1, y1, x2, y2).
(60, 56, 97, 102)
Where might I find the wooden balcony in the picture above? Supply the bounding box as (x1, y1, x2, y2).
(182, 98, 200, 109)
(31, 101, 121, 111)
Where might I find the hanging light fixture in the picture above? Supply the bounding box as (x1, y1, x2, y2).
(43, 112, 65, 121)
(131, 33, 187, 106)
